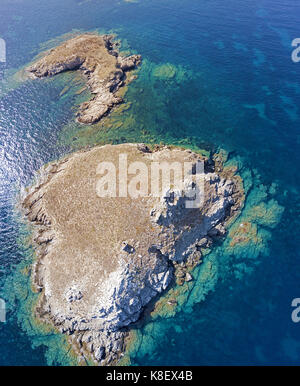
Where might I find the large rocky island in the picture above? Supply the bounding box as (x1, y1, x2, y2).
(21, 143, 243, 365)
(26, 33, 141, 124)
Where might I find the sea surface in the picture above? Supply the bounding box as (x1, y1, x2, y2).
(0, 0, 299, 365)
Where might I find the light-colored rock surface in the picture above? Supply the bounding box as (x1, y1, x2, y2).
(21, 143, 243, 364)
(26, 34, 141, 124)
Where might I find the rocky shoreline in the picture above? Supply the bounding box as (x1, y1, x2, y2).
(21, 143, 244, 365)
(26, 33, 141, 124)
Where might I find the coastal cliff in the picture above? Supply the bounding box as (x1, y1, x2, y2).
(26, 34, 141, 124)
(21, 143, 244, 365)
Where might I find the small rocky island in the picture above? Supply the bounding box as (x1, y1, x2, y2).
(26, 33, 141, 124)
(21, 143, 243, 365)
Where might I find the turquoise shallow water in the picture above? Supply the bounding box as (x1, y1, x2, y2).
(0, 0, 299, 365)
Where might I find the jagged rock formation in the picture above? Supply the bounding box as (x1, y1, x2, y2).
(21, 143, 243, 365)
(26, 34, 141, 124)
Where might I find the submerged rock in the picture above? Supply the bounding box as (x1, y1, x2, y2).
(21, 143, 243, 364)
(26, 34, 141, 124)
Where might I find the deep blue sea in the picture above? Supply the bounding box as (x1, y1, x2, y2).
(0, 0, 299, 365)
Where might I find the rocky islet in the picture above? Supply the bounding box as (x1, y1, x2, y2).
(26, 33, 141, 124)
(21, 143, 244, 364)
